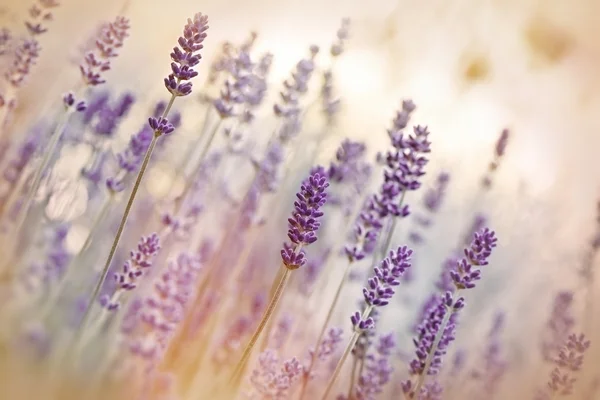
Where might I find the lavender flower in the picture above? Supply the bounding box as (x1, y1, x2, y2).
(80, 16, 130, 86)
(470, 312, 508, 397)
(0, 28, 11, 56)
(330, 18, 350, 57)
(537, 334, 590, 399)
(62, 92, 87, 112)
(127, 252, 202, 362)
(353, 333, 395, 400)
(5, 39, 41, 88)
(281, 169, 329, 269)
(409, 172, 451, 245)
(482, 128, 510, 188)
(541, 291, 575, 362)
(345, 101, 422, 261)
(404, 228, 497, 398)
(25, 0, 60, 36)
(248, 350, 304, 399)
(100, 233, 160, 311)
(165, 13, 209, 97)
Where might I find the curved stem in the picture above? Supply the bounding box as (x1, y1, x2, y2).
(74, 93, 176, 346)
(298, 259, 353, 400)
(229, 266, 292, 384)
(75, 136, 157, 344)
(320, 305, 373, 400)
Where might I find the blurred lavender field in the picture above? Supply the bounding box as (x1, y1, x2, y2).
(0, 0, 599, 399)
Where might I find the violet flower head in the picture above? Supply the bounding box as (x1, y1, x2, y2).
(352, 246, 412, 330)
(25, 0, 60, 36)
(355, 333, 396, 400)
(281, 169, 329, 270)
(537, 333, 590, 399)
(328, 139, 367, 184)
(165, 13, 209, 97)
(80, 16, 130, 86)
(449, 228, 498, 291)
(407, 294, 459, 379)
(5, 39, 41, 88)
(0, 28, 11, 56)
(330, 18, 350, 57)
(542, 291, 575, 362)
(249, 350, 303, 400)
(101, 233, 160, 311)
(63, 92, 87, 112)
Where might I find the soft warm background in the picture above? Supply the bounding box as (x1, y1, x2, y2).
(1, 0, 599, 397)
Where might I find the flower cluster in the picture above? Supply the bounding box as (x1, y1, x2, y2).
(541, 291, 575, 362)
(537, 334, 590, 399)
(248, 350, 304, 400)
(127, 252, 203, 362)
(5, 39, 41, 88)
(330, 18, 350, 57)
(0, 28, 11, 56)
(345, 101, 421, 261)
(353, 333, 396, 400)
(62, 92, 87, 112)
(165, 13, 209, 97)
(482, 128, 510, 188)
(80, 16, 130, 86)
(25, 0, 60, 36)
(351, 246, 412, 330)
(100, 233, 161, 311)
(404, 228, 497, 397)
(281, 169, 329, 270)
(274, 46, 319, 141)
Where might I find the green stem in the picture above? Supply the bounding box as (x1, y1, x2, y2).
(298, 259, 353, 400)
(320, 305, 374, 400)
(229, 266, 292, 384)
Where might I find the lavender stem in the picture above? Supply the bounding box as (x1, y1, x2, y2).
(298, 259, 352, 400)
(320, 305, 373, 400)
(229, 265, 292, 384)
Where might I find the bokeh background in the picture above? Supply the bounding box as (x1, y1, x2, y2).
(1, 0, 599, 398)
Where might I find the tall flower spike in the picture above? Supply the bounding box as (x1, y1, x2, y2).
(5, 39, 41, 88)
(281, 169, 329, 269)
(536, 333, 590, 399)
(230, 168, 328, 386)
(76, 13, 208, 351)
(100, 233, 160, 311)
(80, 16, 130, 86)
(320, 247, 412, 400)
(404, 228, 497, 398)
(165, 13, 209, 97)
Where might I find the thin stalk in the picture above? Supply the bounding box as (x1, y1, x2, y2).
(75, 135, 157, 341)
(347, 356, 359, 399)
(15, 108, 73, 234)
(75, 93, 176, 344)
(229, 266, 292, 384)
(298, 259, 353, 400)
(410, 291, 456, 398)
(378, 190, 406, 260)
(320, 305, 373, 400)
